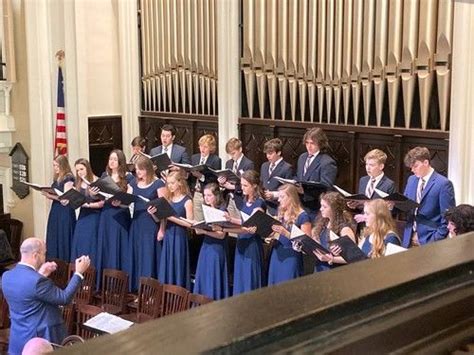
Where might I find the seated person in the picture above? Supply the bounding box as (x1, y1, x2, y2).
(445, 204, 474, 238)
(260, 138, 293, 216)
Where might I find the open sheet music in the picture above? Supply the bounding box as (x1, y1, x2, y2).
(20, 181, 57, 195)
(139, 151, 172, 172)
(54, 188, 87, 209)
(384, 243, 407, 256)
(83, 312, 134, 334)
(333, 185, 369, 201)
(207, 168, 240, 183)
(289, 225, 330, 255)
(330, 236, 368, 263)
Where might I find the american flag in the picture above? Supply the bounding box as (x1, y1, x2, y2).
(54, 66, 67, 156)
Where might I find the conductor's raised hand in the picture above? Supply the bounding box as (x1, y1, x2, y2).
(75, 255, 91, 274)
(38, 261, 57, 277)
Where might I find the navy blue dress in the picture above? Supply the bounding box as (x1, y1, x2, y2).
(46, 175, 76, 261)
(193, 210, 229, 300)
(128, 178, 164, 291)
(70, 188, 102, 267)
(233, 198, 266, 296)
(268, 211, 310, 286)
(159, 195, 191, 289)
(360, 232, 400, 257)
(96, 173, 134, 287)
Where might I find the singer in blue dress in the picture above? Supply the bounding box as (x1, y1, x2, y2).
(44, 155, 76, 261)
(158, 171, 193, 290)
(229, 171, 266, 296)
(268, 184, 312, 286)
(70, 159, 103, 268)
(128, 156, 165, 291)
(193, 183, 229, 300)
(96, 150, 134, 288)
(358, 199, 400, 258)
(313, 192, 356, 272)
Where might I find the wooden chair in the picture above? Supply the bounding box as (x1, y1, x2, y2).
(60, 304, 75, 336)
(122, 277, 162, 323)
(49, 258, 69, 289)
(187, 293, 213, 308)
(75, 304, 102, 339)
(0, 290, 10, 352)
(101, 269, 128, 315)
(161, 284, 189, 317)
(61, 335, 85, 346)
(68, 263, 97, 305)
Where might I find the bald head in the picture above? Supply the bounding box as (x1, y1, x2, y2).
(20, 238, 45, 255)
(21, 337, 54, 355)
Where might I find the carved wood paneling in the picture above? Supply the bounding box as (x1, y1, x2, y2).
(88, 116, 123, 176)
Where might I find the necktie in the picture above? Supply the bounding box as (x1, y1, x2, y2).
(303, 155, 314, 176)
(199, 156, 206, 165)
(232, 160, 238, 174)
(195, 156, 206, 191)
(269, 162, 276, 176)
(416, 178, 425, 203)
(366, 178, 376, 198)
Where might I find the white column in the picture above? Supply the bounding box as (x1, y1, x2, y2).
(449, 1, 474, 204)
(216, 0, 240, 166)
(117, 0, 140, 149)
(24, 0, 55, 238)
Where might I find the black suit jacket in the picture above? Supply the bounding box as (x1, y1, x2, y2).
(149, 144, 190, 164)
(358, 174, 396, 198)
(260, 160, 293, 214)
(189, 153, 222, 192)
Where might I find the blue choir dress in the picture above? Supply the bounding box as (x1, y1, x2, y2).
(128, 178, 164, 291)
(159, 195, 191, 289)
(70, 188, 102, 267)
(96, 173, 134, 287)
(268, 211, 310, 286)
(233, 198, 266, 296)
(360, 232, 400, 257)
(46, 175, 76, 262)
(193, 222, 229, 300)
(314, 224, 355, 272)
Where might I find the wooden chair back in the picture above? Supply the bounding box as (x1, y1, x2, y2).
(161, 284, 189, 317)
(137, 277, 163, 320)
(187, 293, 213, 308)
(61, 335, 85, 347)
(68, 263, 96, 305)
(49, 258, 69, 289)
(395, 220, 407, 240)
(60, 304, 75, 336)
(75, 304, 102, 339)
(101, 269, 128, 315)
(0, 290, 10, 329)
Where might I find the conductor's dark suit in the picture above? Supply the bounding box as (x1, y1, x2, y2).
(1, 264, 82, 354)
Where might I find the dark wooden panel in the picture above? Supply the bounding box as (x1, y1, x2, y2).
(88, 116, 123, 176)
(240, 119, 449, 192)
(139, 114, 218, 155)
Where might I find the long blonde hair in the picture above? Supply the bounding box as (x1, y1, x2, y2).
(165, 171, 190, 200)
(277, 184, 305, 226)
(54, 155, 73, 182)
(364, 199, 398, 258)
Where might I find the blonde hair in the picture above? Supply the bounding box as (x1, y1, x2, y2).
(277, 184, 305, 226)
(364, 149, 387, 165)
(198, 134, 217, 154)
(54, 155, 73, 182)
(364, 199, 399, 258)
(166, 171, 190, 200)
(225, 137, 242, 153)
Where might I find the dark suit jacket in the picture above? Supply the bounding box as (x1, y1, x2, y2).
(402, 171, 456, 247)
(224, 155, 255, 175)
(358, 174, 396, 198)
(260, 160, 293, 214)
(1, 264, 82, 354)
(189, 153, 222, 192)
(296, 152, 337, 214)
(149, 144, 190, 164)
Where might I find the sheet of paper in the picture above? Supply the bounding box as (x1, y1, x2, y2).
(385, 243, 407, 256)
(83, 312, 134, 334)
(202, 205, 227, 223)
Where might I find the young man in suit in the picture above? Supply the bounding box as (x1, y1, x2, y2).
(296, 127, 337, 218)
(402, 147, 455, 248)
(190, 134, 222, 221)
(351, 149, 396, 223)
(149, 124, 191, 165)
(2, 238, 90, 354)
(260, 138, 293, 216)
(218, 137, 255, 215)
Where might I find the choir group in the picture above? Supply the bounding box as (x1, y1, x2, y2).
(39, 124, 473, 301)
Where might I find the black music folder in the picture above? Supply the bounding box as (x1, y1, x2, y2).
(289, 225, 330, 255)
(374, 188, 419, 212)
(333, 185, 369, 201)
(108, 191, 141, 206)
(207, 168, 240, 183)
(171, 163, 209, 173)
(330, 236, 368, 263)
(20, 181, 57, 195)
(242, 210, 281, 238)
(56, 188, 87, 209)
(141, 152, 172, 172)
(146, 197, 177, 219)
(89, 176, 122, 195)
